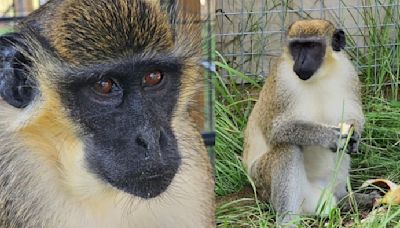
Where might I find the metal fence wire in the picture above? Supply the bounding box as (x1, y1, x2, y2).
(2, 0, 399, 87)
(215, 0, 400, 85)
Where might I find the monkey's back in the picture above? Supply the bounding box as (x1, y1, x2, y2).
(242, 67, 285, 174)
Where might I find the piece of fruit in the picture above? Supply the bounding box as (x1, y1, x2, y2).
(362, 179, 400, 205)
(338, 122, 353, 135)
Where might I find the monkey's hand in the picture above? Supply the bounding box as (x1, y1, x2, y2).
(330, 123, 360, 154)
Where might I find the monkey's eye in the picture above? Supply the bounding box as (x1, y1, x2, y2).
(143, 71, 163, 87)
(93, 78, 120, 95)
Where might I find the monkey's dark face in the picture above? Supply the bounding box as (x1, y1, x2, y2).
(289, 39, 326, 80)
(60, 57, 182, 199)
(288, 29, 346, 80)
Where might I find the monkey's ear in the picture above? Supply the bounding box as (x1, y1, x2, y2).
(332, 29, 346, 51)
(0, 33, 35, 108)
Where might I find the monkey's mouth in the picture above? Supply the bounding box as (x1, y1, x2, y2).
(124, 168, 178, 199)
(293, 63, 318, 80)
(101, 164, 179, 199)
(294, 68, 315, 80)
(138, 174, 176, 198)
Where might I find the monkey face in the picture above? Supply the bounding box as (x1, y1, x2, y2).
(59, 58, 183, 199)
(0, 0, 204, 201)
(287, 20, 347, 81)
(289, 39, 326, 80)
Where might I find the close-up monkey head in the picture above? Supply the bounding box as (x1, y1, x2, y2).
(285, 19, 346, 81)
(0, 0, 214, 227)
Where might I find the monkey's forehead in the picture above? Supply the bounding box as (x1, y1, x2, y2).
(46, 0, 174, 65)
(287, 19, 335, 38)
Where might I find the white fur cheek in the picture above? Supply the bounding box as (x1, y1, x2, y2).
(0, 95, 45, 133)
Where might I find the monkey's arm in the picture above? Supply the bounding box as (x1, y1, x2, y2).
(269, 119, 342, 150)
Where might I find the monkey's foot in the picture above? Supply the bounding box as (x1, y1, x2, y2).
(316, 189, 337, 216)
(362, 179, 400, 205)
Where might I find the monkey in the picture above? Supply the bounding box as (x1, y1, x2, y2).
(0, 0, 214, 227)
(242, 19, 377, 224)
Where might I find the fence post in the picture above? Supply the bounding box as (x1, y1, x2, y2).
(201, 0, 216, 168)
(13, 0, 34, 16)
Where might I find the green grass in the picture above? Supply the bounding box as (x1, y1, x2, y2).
(214, 2, 400, 225)
(0, 27, 12, 35)
(214, 56, 400, 227)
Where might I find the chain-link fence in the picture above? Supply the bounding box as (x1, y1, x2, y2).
(215, 0, 400, 86)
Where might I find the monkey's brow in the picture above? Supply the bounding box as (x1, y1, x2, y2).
(64, 57, 183, 82)
(287, 37, 326, 42)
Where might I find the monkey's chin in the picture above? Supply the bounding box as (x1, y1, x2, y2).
(110, 169, 178, 199)
(295, 72, 314, 81)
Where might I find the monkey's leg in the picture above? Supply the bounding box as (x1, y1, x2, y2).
(252, 145, 306, 225)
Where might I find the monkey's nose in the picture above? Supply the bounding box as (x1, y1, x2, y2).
(134, 130, 165, 161)
(135, 136, 149, 150)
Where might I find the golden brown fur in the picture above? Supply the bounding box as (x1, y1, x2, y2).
(288, 19, 335, 38)
(48, 0, 173, 65)
(0, 0, 214, 227)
